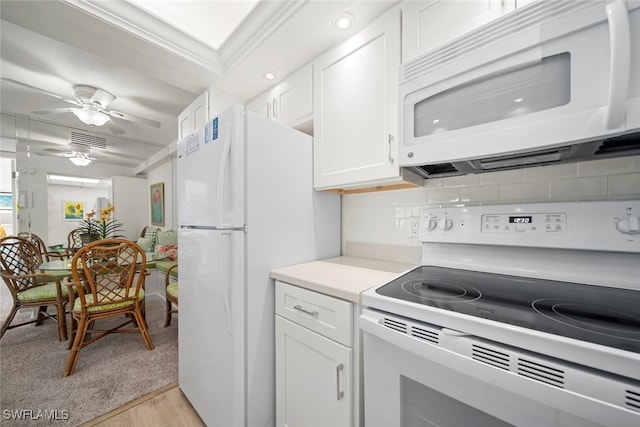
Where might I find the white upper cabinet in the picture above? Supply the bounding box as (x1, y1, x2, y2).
(314, 7, 419, 191)
(178, 88, 238, 140)
(246, 64, 313, 134)
(402, 0, 522, 63)
(178, 90, 208, 140)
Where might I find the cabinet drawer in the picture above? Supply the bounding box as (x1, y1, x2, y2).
(276, 281, 353, 347)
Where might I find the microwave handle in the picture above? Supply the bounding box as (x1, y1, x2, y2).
(605, 0, 630, 129)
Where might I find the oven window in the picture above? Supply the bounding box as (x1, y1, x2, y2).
(400, 376, 514, 427)
(413, 52, 571, 137)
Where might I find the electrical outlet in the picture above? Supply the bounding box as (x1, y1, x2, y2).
(410, 218, 420, 238)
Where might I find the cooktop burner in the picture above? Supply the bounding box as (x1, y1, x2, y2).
(401, 279, 481, 303)
(532, 299, 640, 342)
(375, 266, 640, 353)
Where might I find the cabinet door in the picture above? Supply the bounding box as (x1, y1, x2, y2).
(246, 88, 272, 120)
(276, 315, 352, 427)
(313, 8, 401, 190)
(402, 0, 505, 63)
(274, 64, 313, 128)
(178, 90, 209, 139)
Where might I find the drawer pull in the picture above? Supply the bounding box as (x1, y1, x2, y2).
(336, 363, 344, 400)
(293, 304, 318, 318)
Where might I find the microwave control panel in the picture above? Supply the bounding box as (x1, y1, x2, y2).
(420, 201, 640, 252)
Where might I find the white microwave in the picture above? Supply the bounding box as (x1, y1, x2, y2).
(398, 0, 640, 178)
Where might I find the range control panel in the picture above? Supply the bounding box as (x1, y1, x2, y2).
(481, 212, 567, 234)
(420, 201, 640, 252)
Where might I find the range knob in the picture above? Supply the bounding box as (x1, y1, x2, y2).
(427, 219, 438, 231)
(438, 218, 453, 231)
(615, 215, 640, 235)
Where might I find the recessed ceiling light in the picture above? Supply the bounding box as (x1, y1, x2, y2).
(264, 72, 276, 80)
(333, 13, 354, 31)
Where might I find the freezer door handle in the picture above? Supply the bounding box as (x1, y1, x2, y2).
(220, 229, 233, 334)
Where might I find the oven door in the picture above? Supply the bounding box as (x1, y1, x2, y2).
(360, 308, 640, 427)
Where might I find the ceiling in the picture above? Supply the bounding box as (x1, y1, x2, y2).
(0, 0, 398, 173)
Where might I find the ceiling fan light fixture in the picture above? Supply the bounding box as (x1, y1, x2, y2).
(73, 107, 110, 126)
(69, 153, 93, 167)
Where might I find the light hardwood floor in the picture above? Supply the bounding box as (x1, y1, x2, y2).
(81, 383, 205, 427)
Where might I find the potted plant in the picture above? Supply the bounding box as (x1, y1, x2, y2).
(79, 204, 124, 243)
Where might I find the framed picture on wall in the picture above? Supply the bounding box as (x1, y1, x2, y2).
(0, 192, 12, 210)
(150, 182, 165, 227)
(63, 201, 85, 221)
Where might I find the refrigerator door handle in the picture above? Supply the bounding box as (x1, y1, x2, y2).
(220, 229, 233, 335)
(217, 123, 233, 227)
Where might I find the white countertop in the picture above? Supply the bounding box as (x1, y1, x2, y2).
(270, 256, 416, 303)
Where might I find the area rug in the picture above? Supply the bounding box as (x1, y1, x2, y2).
(0, 299, 178, 426)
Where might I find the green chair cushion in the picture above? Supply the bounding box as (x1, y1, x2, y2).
(18, 283, 69, 301)
(167, 282, 178, 299)
(73, 288, 145, 313)
(156, 260, 178, 274)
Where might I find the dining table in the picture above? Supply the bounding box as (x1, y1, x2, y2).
(38, 259, 75, 280)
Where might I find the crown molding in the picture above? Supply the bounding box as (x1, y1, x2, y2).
(62, 0, 222, 74)
(219, 0, 309, 75)
(62, 0, 308, 77)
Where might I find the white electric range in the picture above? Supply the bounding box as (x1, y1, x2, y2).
(360, 201, 640, 427)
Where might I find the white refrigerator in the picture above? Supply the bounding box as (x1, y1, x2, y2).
(177, 104, 341, 426)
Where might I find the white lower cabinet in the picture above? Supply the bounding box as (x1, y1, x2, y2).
(275, 281, 355, 427)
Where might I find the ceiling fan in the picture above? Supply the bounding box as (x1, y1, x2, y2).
(2, 78, 161, 134)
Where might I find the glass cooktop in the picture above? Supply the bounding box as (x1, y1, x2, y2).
(375, 266, 640, 354)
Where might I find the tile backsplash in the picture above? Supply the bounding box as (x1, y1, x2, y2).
(342, 155, 640, 262)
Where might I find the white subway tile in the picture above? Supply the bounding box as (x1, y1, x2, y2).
(393, 206, 413, 219)
(500, 182, 549, 202)
(442, 174, 480, 188)
(549, 177, 607, 199)
(579, 156, 640, 177)
(427, 188, 460, 205)
(478, 169, 524, 185)
(424, 178, 444, 189)
(524, 163, 577, 181)
(608, 173, 640, 196)
(460, 185, 500, 203)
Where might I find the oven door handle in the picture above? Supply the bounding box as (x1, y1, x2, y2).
(441, 328, 470, 337)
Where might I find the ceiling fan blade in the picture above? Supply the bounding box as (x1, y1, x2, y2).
(107, 110, 161, 128)
(2, 78, 81, 106)
(32, 107, 77, 115)
(104, 120, 125, 134)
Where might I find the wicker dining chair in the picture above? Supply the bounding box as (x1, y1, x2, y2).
(0, 236, 69, 340)
(64, 238, 154, 376)
(66, 228, 85, 253)
(163, 264, 178, 327)
(18, 232, 71, 261)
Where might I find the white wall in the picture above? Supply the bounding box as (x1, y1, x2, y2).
(145, 156, 177, 230)
(342, 155, 640, 263)
(111, 176, 148, 240)
(46, 184, 110, 246)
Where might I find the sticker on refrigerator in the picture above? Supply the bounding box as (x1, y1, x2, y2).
(185, 129, 200, 155)
(205, 118, 219, 144)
